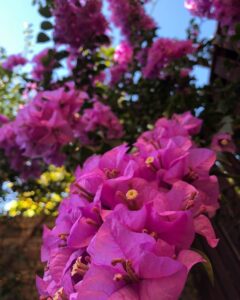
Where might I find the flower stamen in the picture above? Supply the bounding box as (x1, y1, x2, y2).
(184, 192, 197, 210)
(53, 288, 66, 300)
(111, 258, 139, 283)
(145, 156, 158, 171)
(58, 233, 68, 247)
(184, 168, 199, 183)
(113, 273, 124, 281)
(219, 138, 229, 146)
(126, 189, 138, 201)
(58, 233, 69, 241)
(145, 156, 154, 165)
(86, 218, 98, 227)
(104, 168, 119, 179)
(71, 257, 89, 277)
(125, 189, 139, 210)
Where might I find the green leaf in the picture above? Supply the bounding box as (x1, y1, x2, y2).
(41, 21, 53, 30)
(55, 51, 69, 60)
(38, 6, 52, 18)
(231, 23, 240, 41)
(37, 32, 50, 43)
(235, 23, 240, 36)
(41, 55, 51, 67)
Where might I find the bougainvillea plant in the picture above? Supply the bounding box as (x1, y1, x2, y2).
(0, 0, 239, 299)
(185, 0, 240, 34)
(37, 112, 220, 299)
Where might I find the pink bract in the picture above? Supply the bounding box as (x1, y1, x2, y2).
(2, 54, 27, 71)
(143, 38, 196, 78)
(211, 132, 236, 153)
(106, 0, 156, 43)
(185, 0, 240, 32)
(53, 0, 108, 49)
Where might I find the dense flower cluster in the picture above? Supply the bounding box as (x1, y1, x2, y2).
(114, 42, 133, 65)
(110, 42, 133, 85)
(0, 85, 123, 177)
(143, 38, 196, 78)
(185, 0, 240, 31)
(107, 0, 156, 43)
(0, 121, 42, 178)
(1, 54, 27, 71)
(79, 101, 124, 143)
(52, 0, 108, 49)
(184, 0, 213, 18)
(37, 111, 219, 300)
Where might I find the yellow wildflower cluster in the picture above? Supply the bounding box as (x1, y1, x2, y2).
(8, 166, 73, 217)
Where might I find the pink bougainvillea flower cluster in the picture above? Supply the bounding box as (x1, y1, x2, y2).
(0, 85, 123, 178)
(37, 111, 219, 300)
(185, 0, 240, 32)
(211, 132, 236, 153)
(114, 42, 133, 65)
(184, 0, 214, 18)
(13, 86, 87, 166)
(143, 38, 196, 78)
(213, 0, 240, 31)
(110, 42, 133, 85)
(106, 0, 156, 43)
(52, 0, 108, 49)
(0, 121, 42, 179)
(1, 54, 27, 71)
(79, 101, 124, 143)
(31, 48, 56, 82)
(0, 114, 9, 126)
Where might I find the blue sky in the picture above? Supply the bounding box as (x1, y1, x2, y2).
(0, 0, 216, 85)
